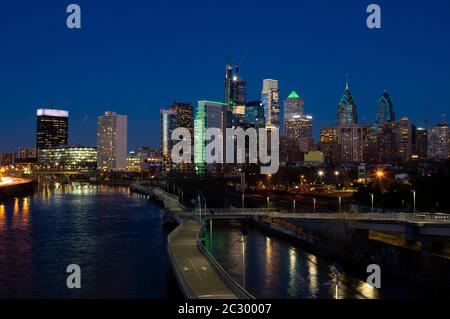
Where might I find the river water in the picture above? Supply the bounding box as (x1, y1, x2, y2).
(0, 184, 418, 298)
(0, 184, 180, 298)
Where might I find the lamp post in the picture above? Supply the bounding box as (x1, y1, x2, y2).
(240, 169, 245, 208)
(370, 193, 374, 213)
(210, 218, 213, 253)
(338, 196, 342, 212)
(293, 199, 296, 213)
(318, 170, 324, 184)
(412, 190, 416, 214)
(334, 170, 339, 187)
(313, 198, 316, 213)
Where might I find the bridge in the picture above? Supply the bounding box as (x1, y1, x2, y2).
(131, 184, 450, 296)
(205, 209, 450, 235)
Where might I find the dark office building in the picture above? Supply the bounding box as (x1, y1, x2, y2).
(36, 109, 69, 151)
(224, 63, 247, 110)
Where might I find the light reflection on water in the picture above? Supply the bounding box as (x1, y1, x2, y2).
(209, 220, 419, 299)
(0, 183, 180, 299)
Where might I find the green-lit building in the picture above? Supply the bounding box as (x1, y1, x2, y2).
(194, 100, 228, 175)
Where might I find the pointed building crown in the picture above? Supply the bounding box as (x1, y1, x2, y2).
(287, 90, 300, 99)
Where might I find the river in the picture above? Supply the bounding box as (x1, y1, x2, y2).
(0, 184, 419, 299)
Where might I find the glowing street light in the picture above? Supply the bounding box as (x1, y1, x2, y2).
(375, 169, 385, 180)
(318, 170, 324, 184)
(412, 190, 416, 214)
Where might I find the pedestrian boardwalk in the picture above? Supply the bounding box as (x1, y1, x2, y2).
(149, 187, 241, 299)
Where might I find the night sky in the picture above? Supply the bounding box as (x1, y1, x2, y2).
(1, 0, 450, 151)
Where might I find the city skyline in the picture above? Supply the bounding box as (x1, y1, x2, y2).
(1, 0, 450, 151)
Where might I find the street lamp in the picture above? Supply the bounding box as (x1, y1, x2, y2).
(338, 196, 342, 212)
(313, 198, 316, 213)
(334, 171, 339, 187)
(412, 190, 416, 214)
(370, 193, 374, 213)
(375, 169, 385, 180)
(318, 170, 324, 184)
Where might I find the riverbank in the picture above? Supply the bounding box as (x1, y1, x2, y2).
(252, 216, 450, 298)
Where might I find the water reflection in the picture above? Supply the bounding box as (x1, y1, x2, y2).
(210, 221, 417, 299)
(0, 183, 178, 299)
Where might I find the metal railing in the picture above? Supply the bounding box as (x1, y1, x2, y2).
(268, 212, 450, 223)
(196, 229, 255, 299)
(166, 221, 198, 299)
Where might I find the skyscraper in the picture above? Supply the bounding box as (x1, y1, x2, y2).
(337, 80, 357, 125)
(97, 111, 128, 171)
(338, 124, 363, 163)
(170, 102, 194, 175)
(415, 128, 428, 160)
(160, 109, 178, 174)
(194, 101, 228, 175)
(375, 91, 396, 163)
(428, 122, 449, 160)
(376, 91, 395, 125)
(393, 117, 416, 162)
(336, 79, 362, 162)
(284, 90, 304, 122)
(320, 125, 338, 163)
(36, 109, 69, 151)
(224, 63, 247, 111)
(362, 123, 377, 163)
(243, 101, 265, 128)
(285, 115, 313, 153)
(261, 79, 280, 128)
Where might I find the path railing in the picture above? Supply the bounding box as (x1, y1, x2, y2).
(166, 221, 198, 299)
(267, 212, 450, 223)
(196, 228, 255, 299)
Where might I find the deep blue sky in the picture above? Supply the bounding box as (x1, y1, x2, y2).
(1, 0, 450, 151)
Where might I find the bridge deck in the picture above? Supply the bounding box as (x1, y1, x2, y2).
(169, 219, 237, 299)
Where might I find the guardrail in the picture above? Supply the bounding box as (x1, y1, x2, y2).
(268, 212, 450, 223)
(196, 228, 255, 299)
(166, 221, 198, 299)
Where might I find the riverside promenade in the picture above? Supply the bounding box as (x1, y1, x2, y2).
(131, 184, 250, 299)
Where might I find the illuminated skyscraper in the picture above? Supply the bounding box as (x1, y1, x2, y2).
(194, 101, 228, 175)
(261, 79, 280, 128)
(337, 80, 357, 125)
(428, 121, 449, 160)
(284, 90, 304, 122)
(160, 109, 178, 174)
(170, 102, 194, 175)
(362, 123, 378, 163)
(320, 125, 339, 163)
(393, 117, 416, 162)
(336, 78, 361, 162)
(97, 111, 128, 171)
(338, 124, 363, 163)
(285, 115, 313, 153)
(376, 91, 396, 163)
(36, 109, 69, 151)
(376, 91, 395, 125)
(224, 63, 247, 111)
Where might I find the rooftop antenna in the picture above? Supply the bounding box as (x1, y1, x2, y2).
(345, 74, 349, 89)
